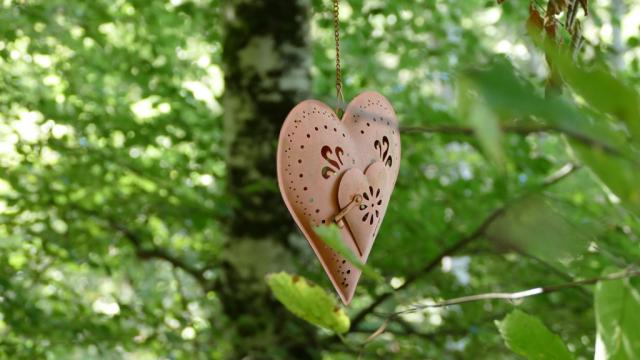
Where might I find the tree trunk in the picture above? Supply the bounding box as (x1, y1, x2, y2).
(220, 0, 318, 357)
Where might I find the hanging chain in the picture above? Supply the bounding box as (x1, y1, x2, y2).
(333, 0, 345, 112)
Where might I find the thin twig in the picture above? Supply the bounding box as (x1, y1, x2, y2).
(362, 268, 636, 343)
(400, 124, 553, 136)
(395, 267, 639, 314)
(517, 250, 591, 300)
(55, 200, 220, 293)
(358, 310, 510, 343)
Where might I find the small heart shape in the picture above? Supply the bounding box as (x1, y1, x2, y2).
(277, 92, 400, 304)
(338, 162, 388, 259)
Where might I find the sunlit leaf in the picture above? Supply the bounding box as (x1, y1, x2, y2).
(266, 272, 350, 334)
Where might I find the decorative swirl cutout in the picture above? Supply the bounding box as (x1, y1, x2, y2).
(322, 166, 336, 179)
(374, 136, 393, 167)
(321, 145, 344, 179)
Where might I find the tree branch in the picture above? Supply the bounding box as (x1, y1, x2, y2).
(516, 249, 591, 300)
(355, 310, 510, 344)
(361, 267, 637, 343)
(395, 267, 639, 313)
(350, 322, 469, 341)
(110, 221, 217, 292)
(350, 163, 579, 330)
(51, 198, 223, 312)
(400, 124, 553, 136)
(401, 124, 632, 162)
(350, 207, 505, 330)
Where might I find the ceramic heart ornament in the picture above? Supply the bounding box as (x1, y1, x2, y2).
(276, 91, 400, 304)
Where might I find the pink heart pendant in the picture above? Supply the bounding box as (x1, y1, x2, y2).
(276, 92, 401, 304)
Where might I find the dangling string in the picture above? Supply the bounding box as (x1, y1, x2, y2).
(333, 0, 345, 115)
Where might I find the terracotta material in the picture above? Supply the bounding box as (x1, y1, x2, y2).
(338, 161, 387, 259)
(276, 92, 401, 304)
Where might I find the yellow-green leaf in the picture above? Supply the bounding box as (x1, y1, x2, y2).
(266, 272, 350, 334)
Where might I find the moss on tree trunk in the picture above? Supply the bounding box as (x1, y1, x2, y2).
(221, 0, 318, 357)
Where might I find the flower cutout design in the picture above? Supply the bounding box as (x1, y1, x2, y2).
(359, 185, 383, 225)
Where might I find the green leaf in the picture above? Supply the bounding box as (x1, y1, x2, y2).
(462, 58, 552, 118)
(314, 224, 383, 282)
(464, 58, 640, 215)
(496, 310, 573, 360)
(549, 48, 640, 141)
(458, 76, 505, 167)
(594, 268, 640, 360)
(487, 196, 590, 263)
(571, 143, 640, 214)
(463, 58, 627, 152)
(266, 272, 350, 334)
(543, 49, 640, 214)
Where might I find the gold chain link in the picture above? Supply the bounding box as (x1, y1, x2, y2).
(333, 0, 345, 111)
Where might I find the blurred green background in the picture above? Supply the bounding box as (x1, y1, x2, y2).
(1, 0, 640, 358)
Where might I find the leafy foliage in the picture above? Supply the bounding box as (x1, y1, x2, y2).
(594, 269, 640, 359)
(267, 272, 350, 334)
(0, 0, 639, 358)
(496, 310, 573, 360)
